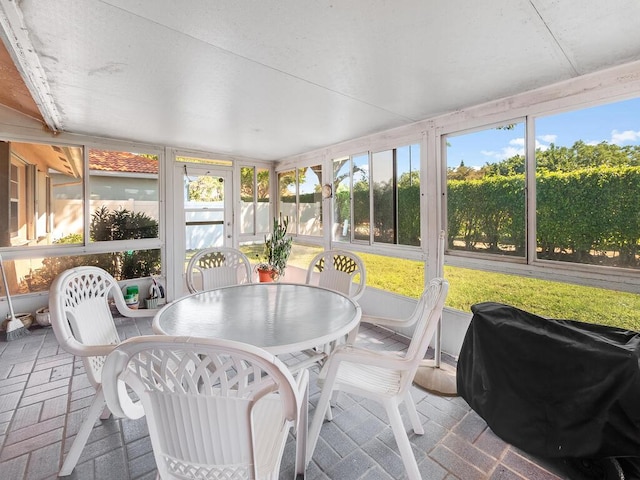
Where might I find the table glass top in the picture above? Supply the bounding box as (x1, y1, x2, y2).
(153, 283, 361, 354)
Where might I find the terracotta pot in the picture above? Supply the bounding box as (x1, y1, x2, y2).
(258, 269, 276, 283)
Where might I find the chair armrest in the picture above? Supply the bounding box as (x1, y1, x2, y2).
(115, 302, 162, 318)
(57, 334, 118, 358)
(329, 345, 410, 370)
(360, 313, 416, 329)
(103, 349, 145, 420)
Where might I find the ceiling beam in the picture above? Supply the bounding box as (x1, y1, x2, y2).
(0, 1, 62, 132)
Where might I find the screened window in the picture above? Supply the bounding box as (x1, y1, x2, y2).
(89, 149, 159, 242)
(332, 144, 420, 247)
(445, 122, 526, 258)
(352, 153, 370, 242)
(278, 170, 297, 234)
(240, 166, 270, 236)
(0, 142, 162, 297)
(333, 157, 351, 242)
(1, 141, 84, 247)
(535, 100, 640, 269)
(298, 165, 322, 236)
(277, 166, 323, 236)
(445, 96, 640, 274)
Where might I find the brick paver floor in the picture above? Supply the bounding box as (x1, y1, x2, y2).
(0, 316, 578, 479)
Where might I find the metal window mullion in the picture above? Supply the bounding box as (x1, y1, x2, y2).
(83, 147, 90, 246)
(393, 148, 398, 245)
(526, 115, 536, 264)
(349, 156, 354, 243)
(369, 151, 374, 245)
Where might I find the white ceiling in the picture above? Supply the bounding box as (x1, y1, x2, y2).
(2, 0, 640, 161)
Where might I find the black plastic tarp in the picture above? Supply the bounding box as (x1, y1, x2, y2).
(457, 302, 640, 459)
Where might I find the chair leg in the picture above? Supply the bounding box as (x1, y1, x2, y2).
(385, 400, 422, 480)
(59, 388, 106, 476)
(306, 377, 335, 464)
(404, 391, 424, 435)
(100, 404, 111, 420)
(346, 326, 359, 345)
(295, 377, 309, 478)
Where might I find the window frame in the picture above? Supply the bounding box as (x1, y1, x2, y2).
(331, 142, 423, 251)
(441, 104, 640, 292)
(0, 136, 165, 288)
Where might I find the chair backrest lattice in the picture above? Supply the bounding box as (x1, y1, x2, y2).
(103, 336, 302, 480)
(195, 251, 227, 269)
(186, 248, 252, 293)
(129, 348, 279, 399)
(50, 267, 122, 387)
(306, 250, 366, 301)
(315, 254, 358, 274)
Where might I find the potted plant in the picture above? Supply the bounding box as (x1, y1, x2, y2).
(256, 214, 293, 282)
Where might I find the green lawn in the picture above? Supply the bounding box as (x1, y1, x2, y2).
(243, 244, 640, 331)
(442, 266, 640, 331)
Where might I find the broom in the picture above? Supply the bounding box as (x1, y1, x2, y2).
(0, 253, 30, 341)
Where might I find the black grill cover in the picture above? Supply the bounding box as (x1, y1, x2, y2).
(457, 302, 640, 459)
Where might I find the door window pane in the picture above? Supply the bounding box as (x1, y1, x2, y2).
(184, 173, 224, 252)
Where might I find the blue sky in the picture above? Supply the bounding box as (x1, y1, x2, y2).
(447, 97, 640, 168)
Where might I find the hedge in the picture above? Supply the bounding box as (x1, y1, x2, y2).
(448, 166, 640, 266)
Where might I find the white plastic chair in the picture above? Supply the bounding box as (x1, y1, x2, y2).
(49, 266, 156, 476)
(305, 249, 366, 301)
(307, 278, 449, 480)
(299, 250, 367, 369)
(185, 247, 253, 293)
(102, 335, 309, 480)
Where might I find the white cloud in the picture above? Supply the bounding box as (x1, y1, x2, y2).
(481, 141, 524, 161)
(611, 129, 640, 145)
(535, 133, 557, 152)
(537, 134, 557, 143)
(535, 140, 549, 151)
(502, 146, 524, 158)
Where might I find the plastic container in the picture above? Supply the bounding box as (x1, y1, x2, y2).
(124, 294, 139, 310)
(126, 285, 139, 303)
(145, 297, 159, 309)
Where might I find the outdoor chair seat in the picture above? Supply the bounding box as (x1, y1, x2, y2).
(307, 278, 449, 480)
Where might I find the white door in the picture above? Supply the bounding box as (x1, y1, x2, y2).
(173, 163, 233, 296)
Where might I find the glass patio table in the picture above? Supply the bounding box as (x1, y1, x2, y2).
(152, 282, 362, 355)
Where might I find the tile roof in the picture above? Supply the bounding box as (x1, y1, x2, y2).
(89, 149, 158, 174)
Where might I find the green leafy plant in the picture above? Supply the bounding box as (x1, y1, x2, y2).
(258, 214, 293, 278)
